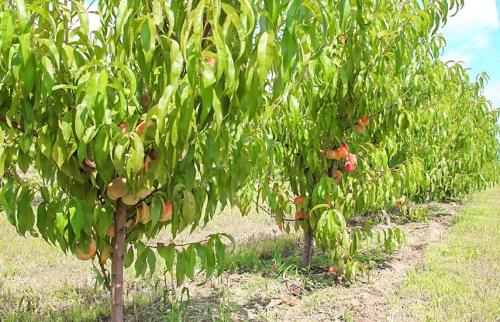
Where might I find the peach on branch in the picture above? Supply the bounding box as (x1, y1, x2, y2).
(345, 161, 356, 173)
(140, 202, 151, 224)
(346, 153, 357, 165)
(75, 239, 97, 261)
(106, 225, 115, 238)
(122, 193, 140, 206)
(355, 124, 365, 133)
(321, 149, 338, 160)
(294, 196, 305, 206)
(99, 246, 112, 264)
(295, 210, 308, 220)
(359, 115, 369, 126)
(336, 145, 349, 159)
(135, 207, 142, 225)
(159, 200, 173, 223)
(135, 120, 156, 136)
(106, 177, 128, 200)
(137, 188, 152, 199)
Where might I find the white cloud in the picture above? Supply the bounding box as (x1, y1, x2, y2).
(444, 0, 499, 37)
(442, 0, 499, 65)
(441, 50, 473, 65)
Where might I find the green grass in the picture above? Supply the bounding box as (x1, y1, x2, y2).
(391, 186, 500, 321)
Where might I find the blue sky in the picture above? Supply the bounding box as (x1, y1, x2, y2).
(442, 0, 500, 107)
(84, 1, 499, 107)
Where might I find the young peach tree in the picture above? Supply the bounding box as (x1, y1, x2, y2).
(0, 0, 324, 320)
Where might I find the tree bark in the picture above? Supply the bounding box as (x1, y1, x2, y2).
(301, 223, 314, 267)
(111, 200, 127, 322)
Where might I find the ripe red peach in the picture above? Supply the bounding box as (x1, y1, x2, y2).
(160, 200, 173, 223)
(294, 196, 305, 206)
(345, 161, 356, 173)
(359, 115, 369, 126)
(325, 150, 338, 160)
(295, 210, 308, 220)
(346, 153, 357, 165)
(337, 146, 348, 159)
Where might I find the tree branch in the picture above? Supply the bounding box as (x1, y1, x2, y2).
(0, 114, 24, 132)
(95, 250, 111, 293)
(253, 199, 298, 222)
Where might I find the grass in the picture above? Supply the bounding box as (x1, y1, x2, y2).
(391, 186, 500, 321)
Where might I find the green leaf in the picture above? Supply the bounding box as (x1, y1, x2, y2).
(146, 248, 156, 274)
(257, 31, 274, 86)
(182, 190, 196, 226)
(158, 244, 175, 271)
(97, 207, 112, 237)
(16, 187, 34, 236)
(124, 246, 135, 268)
(176, 250, 185, 286)
(151, 196, 162, 227)
(184, 245, 196, 279)
(135, 245, 147, 277)
(69, 200, 85, 240)
(141, 17, 156, 65)
(214, 236, 226, 274)
(127, 133, 145, 176)
(75, 104, 88, 141)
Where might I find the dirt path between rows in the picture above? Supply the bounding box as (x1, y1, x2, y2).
(348, 204, 459, 322)
(178, 202, 462, 322)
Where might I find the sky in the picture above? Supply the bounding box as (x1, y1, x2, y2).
(442, 0, 500, 107)
(83, 1, 499, 107)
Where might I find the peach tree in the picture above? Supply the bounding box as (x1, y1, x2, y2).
(0, 0, 325, 320)
(260, 0, 499, 278)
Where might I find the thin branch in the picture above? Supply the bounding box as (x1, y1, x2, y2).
(252, 199, 298, 222)
(0, 114, 24, 132)
(146, 238, 211, 249)
(95, 250, 111, 292)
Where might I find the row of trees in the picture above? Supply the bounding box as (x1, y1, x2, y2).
(0, 0, 498, 321)
(257, 0, 500, 277)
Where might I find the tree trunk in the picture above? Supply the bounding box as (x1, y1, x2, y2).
(301, 223, 314, 267)
(111, 200, 127, 322)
